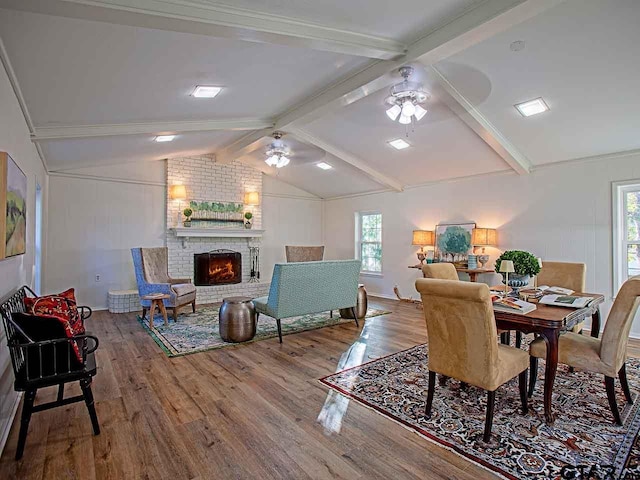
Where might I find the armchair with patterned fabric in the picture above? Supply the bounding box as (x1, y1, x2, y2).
(131, 247, 196, 322)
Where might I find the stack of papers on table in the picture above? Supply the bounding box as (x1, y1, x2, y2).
(492, 296, 537, 315)
(539, 294, 594, 308)
(519, 285, 574, 299)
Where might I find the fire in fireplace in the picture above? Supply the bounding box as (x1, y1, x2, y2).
(194, 249, 241, 286)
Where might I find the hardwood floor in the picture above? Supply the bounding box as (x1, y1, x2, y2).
(1, 298, 637, 479)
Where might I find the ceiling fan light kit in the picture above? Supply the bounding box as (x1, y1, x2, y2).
(384, 66, 430, 136)
(265, 131, 291, 168)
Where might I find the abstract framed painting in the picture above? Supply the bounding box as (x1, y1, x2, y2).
(0, 152, 27, 259)
(434, 222, 475, 265)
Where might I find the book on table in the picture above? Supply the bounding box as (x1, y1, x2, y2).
(539, 294, 594, 308)
(491, 295, 537, 315)
(519, 285, 574, 299)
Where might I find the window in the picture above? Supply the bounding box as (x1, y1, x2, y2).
(356, 212, 382, 274)
(613, 181, 640, 292)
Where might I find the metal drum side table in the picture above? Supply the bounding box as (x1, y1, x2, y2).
(219, 296, 257, 342)
(340, 284, 368, 320)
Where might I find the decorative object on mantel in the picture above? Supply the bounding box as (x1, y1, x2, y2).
(187, 200, 244, 227)
(169, 184, 187, 228)
(182, 208, 192, 227)
(0, 152, 27, 259)
(434, 222, 475, 265)
(496, 250, 541, 294)
(138, 305, 390, 356)
(249, 246, 260, 282)
(471, 227, 497, 268)
(412, 230, 434, 264)
(244, 211, 253, 229)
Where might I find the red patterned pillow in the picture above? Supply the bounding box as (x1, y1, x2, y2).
(24, 288, 85, 335)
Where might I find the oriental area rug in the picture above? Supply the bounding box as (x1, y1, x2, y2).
(138, 306, 390, 357)
(320, 344, 640, 480)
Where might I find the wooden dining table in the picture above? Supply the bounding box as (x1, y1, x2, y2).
(493, 292, 605, 424)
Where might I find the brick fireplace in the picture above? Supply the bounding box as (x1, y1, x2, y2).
(166, 155, 269, 303)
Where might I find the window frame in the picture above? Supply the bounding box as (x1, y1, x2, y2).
(355, 211, 383, 276)
(612, 180, 640, 294)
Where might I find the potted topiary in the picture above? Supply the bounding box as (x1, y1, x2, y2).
(183, 208, 193, 227)
(244, 211, 253, 229)
(494, 250, 541, 288)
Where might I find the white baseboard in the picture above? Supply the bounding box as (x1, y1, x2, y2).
(367, 292, 402, 301)
(0, 391, 22, 457)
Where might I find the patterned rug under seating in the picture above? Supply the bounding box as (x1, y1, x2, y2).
(138, 306, 390, 357)
(320, 344, 640, 480)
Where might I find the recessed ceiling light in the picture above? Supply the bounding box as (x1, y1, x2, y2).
(317, 162, 333, 170)
(388, 138, 411, 150)
(191, 85, 222, 98)
(514, 97, 549, 117)
(155, 135, 175, 142)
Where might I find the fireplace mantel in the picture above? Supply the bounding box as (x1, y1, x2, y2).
(170, 227, 264, 247)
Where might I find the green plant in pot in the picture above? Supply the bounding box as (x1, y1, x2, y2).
(244, 211, 253, 229)
(183, 208, 193, 227)
(494, 250, 541, 288)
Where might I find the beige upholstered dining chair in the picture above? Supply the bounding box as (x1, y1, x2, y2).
(416, 278, 529, 442)
(537, 261, 587, 333)
(528, 276, 640, 425)
(421, 263, 458, 280)
(285, 246, 325, 262)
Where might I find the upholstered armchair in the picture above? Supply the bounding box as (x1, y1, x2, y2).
(131, 247, 196, 321)
(537, 261, 587, 333)
(421, 263, 458, 280)
(416, 278, 529, 442)
(285, 246, 324, 262)
(528, 276, 640, 425)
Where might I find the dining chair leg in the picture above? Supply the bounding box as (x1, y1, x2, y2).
(15, 389, 36, 460)
(605, 376, 623, 426)
(351, 307, 359, 327)
(425, 371, 436, 419)
(619, 363, 633, 404)
(515, 332, 522, 349)
(276, 318, 283, 343)
(528, 357, 538, 398)
(483, 390, 496, 443)
(519, 370, 528, 414)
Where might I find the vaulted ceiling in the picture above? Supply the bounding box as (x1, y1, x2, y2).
(0, 0, 639, 198)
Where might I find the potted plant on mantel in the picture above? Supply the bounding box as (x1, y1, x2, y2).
(244, 212, 253, 229)
(183, 208, 193, 227)
(494, 250, 541, 288)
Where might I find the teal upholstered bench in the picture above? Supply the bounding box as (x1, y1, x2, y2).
(252, 260, 362, 343)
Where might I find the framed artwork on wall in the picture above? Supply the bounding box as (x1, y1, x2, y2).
(434, 222, 475, 265)
(0, 152, 27, 259)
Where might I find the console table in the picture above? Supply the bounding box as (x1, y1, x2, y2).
(408, 265, 494, 282)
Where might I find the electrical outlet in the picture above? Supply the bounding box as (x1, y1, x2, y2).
(95, 274, 101, 283)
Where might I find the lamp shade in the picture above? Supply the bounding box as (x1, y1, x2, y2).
(169, 184, 187, 200)
(244, 191, 260, 205)
(499, 260, 515, 273)
(412, 230, 435, 246)
(471, 228, 497, 246)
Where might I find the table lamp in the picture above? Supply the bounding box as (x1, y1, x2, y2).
(471, 227, 497, 268)
(412, 230, 435, 264)
(169, 184, 187, 227)
(499, 260, 514, 295)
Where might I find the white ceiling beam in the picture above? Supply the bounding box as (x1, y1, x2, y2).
(215, 129, 273, 164)
(0, 0, 405, 60)
(289, 128, 404, 192)
(426, 65, 532, 175)
(31, 118, 274, 141)
(218, 0, 564, 164)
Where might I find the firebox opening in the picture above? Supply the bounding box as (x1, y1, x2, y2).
(194, 250, 241, 286)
